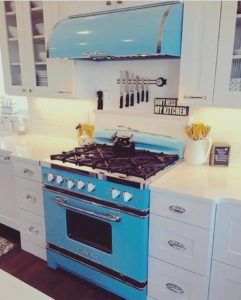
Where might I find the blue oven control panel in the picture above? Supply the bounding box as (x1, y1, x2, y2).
(42, 166, 150, 211)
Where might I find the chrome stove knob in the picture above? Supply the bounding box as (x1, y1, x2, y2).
(87, 182, 95, 193)
(47, 172, 55, 182)
(56, 175, 64, 184)
(67, 179, 75, 190)
(77, 180, 85, 190)
(123, 191, 132, 202)
(112, 188, 120, 199)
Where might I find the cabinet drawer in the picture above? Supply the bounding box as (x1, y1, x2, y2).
(209, 260, 241, 300)
(150, 190, 213, 229)
(213, 202, 241, 268)
(149, 214, 211, 275)
(16, 178, 43, 216)
(13, 160, 41, 182)
(21, 239, 46, 261)
(19, 209, 45, 248)
(148, 257, 206, 300)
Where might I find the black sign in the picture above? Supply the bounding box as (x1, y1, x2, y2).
(154, 98, 189, 117)
(213, 146, 230, 166)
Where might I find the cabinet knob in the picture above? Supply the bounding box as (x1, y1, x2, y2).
(166, 283, 184, 294)
(169, 205, 187, 215)
(183, 96, 207, 100)
(106, 0, 112, 5)
(22, 88, 26, 92)
(116, 0, 122, 3)
(29, 89, 32, 93)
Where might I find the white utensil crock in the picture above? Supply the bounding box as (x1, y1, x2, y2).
(184, 137, 212, 165)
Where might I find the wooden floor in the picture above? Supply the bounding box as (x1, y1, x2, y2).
(0, 224, 122, 300)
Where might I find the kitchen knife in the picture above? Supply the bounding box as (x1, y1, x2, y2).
(125, 70, 129, 107)
(146, 78, 149, 102)
(136, 75, 140, 104)
(130, 73, 134, 106)
(141, 78, 145, 102)
(119, 71, 123, 108)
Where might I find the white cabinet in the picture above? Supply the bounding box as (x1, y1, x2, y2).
(209, 261, 241, 300)
(0, 1, 75, 98)
(149, 214, 211, 276)
(148, 257, 206, 300)
(58, 1, 156, 19)
(13, 158, 46, 260)
(148, 189, 215, 300)
(213, 1, 241, 107)
(213, 202, 241, 269)
(178, 1, 221, 106)
(210, 202, 241, 300)
(0, 152, 18, 230)
(150, 190, 214, 229)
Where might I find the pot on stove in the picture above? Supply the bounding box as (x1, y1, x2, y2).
(112, 132, 135, 155)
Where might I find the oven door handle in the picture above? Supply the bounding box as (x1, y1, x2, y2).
(55, 197, 121, 223)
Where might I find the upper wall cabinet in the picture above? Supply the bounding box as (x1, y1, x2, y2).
(178, 1, 221, 106)
(0, 1, 75, 98)
(59, 1, 157, 19)
(213, 1, 241, 108)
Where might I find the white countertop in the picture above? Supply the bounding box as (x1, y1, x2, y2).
(150, 161, 241, 204)
(0, 133, 77, 162)
(0, 269, 52, 300)
(1, 133, 241, 204)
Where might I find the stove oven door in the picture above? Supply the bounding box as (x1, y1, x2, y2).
(43, 187, 148, 284)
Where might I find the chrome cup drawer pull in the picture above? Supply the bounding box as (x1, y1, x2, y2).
(166, 283, 184, 294)
(28, 226, 39, 235)
(23, 169, 34, 176)
(26, 194, 37, 202)
(168, 240, 186, 250)
(169, 205, 187, 215)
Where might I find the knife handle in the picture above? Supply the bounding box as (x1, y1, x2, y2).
(130, 93, 134, 106)
(141, 90, 144, 102)
(146, 90, 149, 102)
(120, 95, 123, 108)
(137, 92, 140, 104)
(125, 94, 129, 107)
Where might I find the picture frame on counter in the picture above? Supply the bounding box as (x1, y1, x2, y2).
(209, 142, 231, 166)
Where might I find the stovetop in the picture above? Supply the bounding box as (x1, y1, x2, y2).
(50, 143, 179, 180)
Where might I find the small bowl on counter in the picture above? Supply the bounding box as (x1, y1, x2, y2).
(38, 51, 46, 62)
(35, 23, 44, 35)
(8, 26, 17, 38)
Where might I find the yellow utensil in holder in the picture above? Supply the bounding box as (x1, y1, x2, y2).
(75, 123, 95, 139)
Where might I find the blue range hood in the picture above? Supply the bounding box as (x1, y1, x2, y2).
(47, 2, 183, 61)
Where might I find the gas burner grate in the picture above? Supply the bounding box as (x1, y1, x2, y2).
(50, 143, 179, 180)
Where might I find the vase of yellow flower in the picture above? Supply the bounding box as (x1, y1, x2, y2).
(184, 123, 212, 165)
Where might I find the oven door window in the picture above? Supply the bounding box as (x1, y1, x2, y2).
(66, 210, 112, 254)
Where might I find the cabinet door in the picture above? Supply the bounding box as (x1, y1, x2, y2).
(148, 257, 207, 300)
(209, 260, 241, 300)
(0, 1, 29, 95)
(21, 1, 57, 97)
(213, 202, 241, 269)
(44, 1, 76, 98)
(178, 1, 221, 106)
(149, 214, 211, 276)
(59, 1, 114, 19)
(214, 1, 241, 107)
(0, 158, 18, 230)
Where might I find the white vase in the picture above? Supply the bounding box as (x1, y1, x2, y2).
(184, 137, 212, 165)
